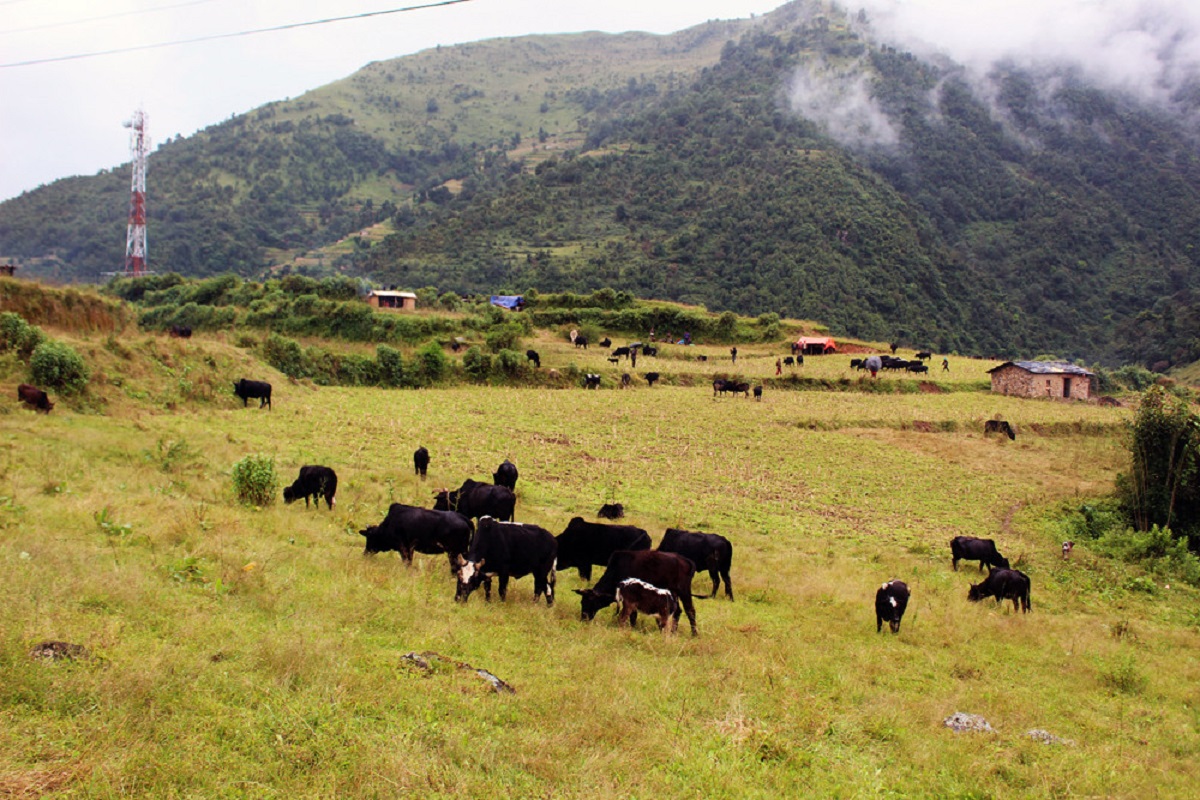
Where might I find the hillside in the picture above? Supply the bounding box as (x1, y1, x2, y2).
(2, 1, 1200, 364)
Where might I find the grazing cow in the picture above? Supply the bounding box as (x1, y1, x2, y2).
(413, 446, 430, 478)
(644, 372, 660, 387)
(17, 383, 53, 413)
(574, 336, 588, 349)
(907, 364, 929, 374)
(233, 378, 272, 409)
(169, 324, 192, 338)
(455, 517, 557, 605)
(599, 337, 612, 348)
(731, 382, 751, 398)
(612, 346, 631, 360)
(697, 355, 708, 362)
(783, 356, 795, 366)
(915, 351, 932, 361)
(712, 378, 729, 397)
(282, 465, 338, 509)
(621, 373, 631, 388)
(753, 385, 763, 401)
(657, 528, 733, 600)
(875, 580, 910, 633)
(615, 578, 679, 633)
(597, 503, 625, 519)
(850, 358, 864, 370)
(584, 374, 602, 389)
(526, 349, 540, 368)
(434, 479, 516, 521)
(950, 536, 1010, 572)
(607, 357, 621, 365)
(359, 504, 473, 570)
(984, 420, 1016, 440)
(492, 460, 518, 490)
(1062, 540, 1075, 559)
(556, 517, 651, 581)
(575, 550, 698, 635)
(642, 346, 657, 357)
(968, 567, 1032, 613)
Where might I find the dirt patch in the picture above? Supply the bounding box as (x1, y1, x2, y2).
(912, 421, 935, 433)
(918, 382, 945, 394)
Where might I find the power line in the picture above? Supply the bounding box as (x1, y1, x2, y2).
(0, 0, 475, 68)
(0, 0, 221, 36)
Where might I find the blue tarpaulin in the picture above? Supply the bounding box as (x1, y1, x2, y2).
(490, 295, 525, 310)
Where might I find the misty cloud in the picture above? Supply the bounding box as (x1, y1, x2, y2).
(787, 60, 901, 149)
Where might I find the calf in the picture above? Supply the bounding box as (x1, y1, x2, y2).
(599, 337, 612, 348)
(574, 336, 589, 349)
(968, 567, 1031, 613)
(413, 446, 430, 478)
(984, 420, 1016, 440)
(657, 528, 733, 600)
(575, 550, 698, 635)
(455, 517, 557, 605)
(950, 536, 1010, 572)
(621, 373, 631, 388)
(282, 465, 338, 509)
(783, 356, 795, 366)
(434, 479, 516, 521)
(17, 383, 53, 413)
(644, 372, 660, 387)
(359, 504, 473, 570)
(556, 517, 651, 581)
(597, 503, 625, 520)
(526, 349, 540, 368)
(615, 578, 679, 633)
(875, 580, 910, 633)
(851, 358, 864, 370)
(492, 459, 518, 490)
(233, 378, 272, 409)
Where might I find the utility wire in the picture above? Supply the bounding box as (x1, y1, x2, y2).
(0, 0, 221, 36)
(0, 0, 474, 68)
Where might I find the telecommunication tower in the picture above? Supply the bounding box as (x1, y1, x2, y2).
(123, 109, 149, 276)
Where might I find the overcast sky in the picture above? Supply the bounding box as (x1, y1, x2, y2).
(3, 0, 1198, 202)
(0, 0, 784, 201)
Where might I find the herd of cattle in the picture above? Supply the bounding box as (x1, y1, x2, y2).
(276, 450, 1031, 635)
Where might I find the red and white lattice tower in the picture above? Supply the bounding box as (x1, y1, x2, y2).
(123, 109, 149, 275)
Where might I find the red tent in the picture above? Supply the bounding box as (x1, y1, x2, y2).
(795, 337, 837, 355)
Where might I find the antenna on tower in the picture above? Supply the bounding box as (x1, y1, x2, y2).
(122, 108, 150, 276)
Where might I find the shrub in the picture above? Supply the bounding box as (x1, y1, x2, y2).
(0, 312, 45, 359)
(413, 341, 448, 385)
(30, 340, 90, 393)
(231, 455, 277, 506)
(495, 348, 525, 376)
(485, 322, 523, 353)
(376, 345, 405, 387)
(262, 334, 307, 378)
(461, 346, 491, 381)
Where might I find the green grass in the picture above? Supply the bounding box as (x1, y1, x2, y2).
(0, 323, 1196, 796)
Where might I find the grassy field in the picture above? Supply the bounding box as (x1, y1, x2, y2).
(1, 330, 1198, 797)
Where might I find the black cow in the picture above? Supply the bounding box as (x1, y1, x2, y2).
(414, 446, 430, 478)
(526, 349, 540, 368)
(612, 346, 631, 360)
(492, 460, 518, 490)
(599, 337, 612, 348)
(282, 465, 337, 509)
(575, 550, 698, 635)
(950, 536, 1010, 572)
(556, 517, 651, 581)
(657, 528, 733, 600)
(712, 378, 728, 396)
(615, 578, 679, 633)
(574, 336, 588, 349)
(915, 351, 932, 361)
(984, 420, 1016, 440)
(875, 580, 910, 633)
(697, 355, 707, 362)
(434, 479, 516, 521)
(753, 385, 763, 401)
(907, 364, 929, 374)
(584, 374, 602, 389)
(17, 383, 53, 413)
(454, 517, 557, 605)
(359, 504, 473, 571)
(851, 358, 864, 370)
(783, 356, 795, 366)
(644, 372, 660, 387)
(731, 382, 751, 398)
(233, 379, 272, 409)
(968, 567, 1032, 613)
(169, 325, 192, 338)
(597, 503, 625, 519)
(642, 346, 657, 357)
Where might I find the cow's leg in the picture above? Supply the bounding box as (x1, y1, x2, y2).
(579, 564, 592, 583)
(952, 557, 959, 571)
(709, 568, 720, 599)
(680, 592, 698, 636)
(498, 575, 509, 602)
(482, 575, 493, 602)
(628, 610, 638, 629)
(400, 547, 414, 566)
(722, 571, 734, 601)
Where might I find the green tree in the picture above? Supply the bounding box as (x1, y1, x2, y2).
(1118, 386, 1200, 535)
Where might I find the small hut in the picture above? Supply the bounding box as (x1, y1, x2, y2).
(366, 290, 417, 311)
(795, 336, 837, 355)
(987, 361, 1094, 401)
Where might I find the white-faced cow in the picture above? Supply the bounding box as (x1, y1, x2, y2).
(492, 460, 518, 490)
(454, 517, 557, 605)
(555, 517, 651, 581)
(575, 550, 698, 635)
(968, 567, 1031, 613)
(950, 536, 1010, 572)
(434, 479, 516, 521)
(282, 465, 337, 509)
(359, 503, 473, 572)
(656, 528, 733, 600)
(875, 580, 910, 633)
(615, 578, 679, 633)
(233, 378, 272, 409)
(414, 446, 430, 478)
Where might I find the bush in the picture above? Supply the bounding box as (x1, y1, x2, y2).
(29, 339, 90, 393)
(495, 348, 525, 376)
(377, 345, 405, 387)
(462, 346, 492, 381)
(231, 455, 277, 506)
(413, 341, 448, 385)
(0, 312, 45, 359)
(485, 322, 524, 353)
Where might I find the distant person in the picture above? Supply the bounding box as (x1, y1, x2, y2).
(942, 358, 949, 372)
(776, 358, 782, 376)
(730, 346, 738, 364)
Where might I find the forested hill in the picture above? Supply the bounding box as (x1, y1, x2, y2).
(3, 0, 1200, 364)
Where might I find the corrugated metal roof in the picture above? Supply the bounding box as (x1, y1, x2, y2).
(987, 361, 1094, 376)
(368, 290, 417, 298)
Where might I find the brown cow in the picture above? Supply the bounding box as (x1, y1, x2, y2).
(17, 384, 53, 413)
(615, 578, 679, 633)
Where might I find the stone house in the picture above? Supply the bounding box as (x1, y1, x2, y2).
(987, 361, 1094, 400)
